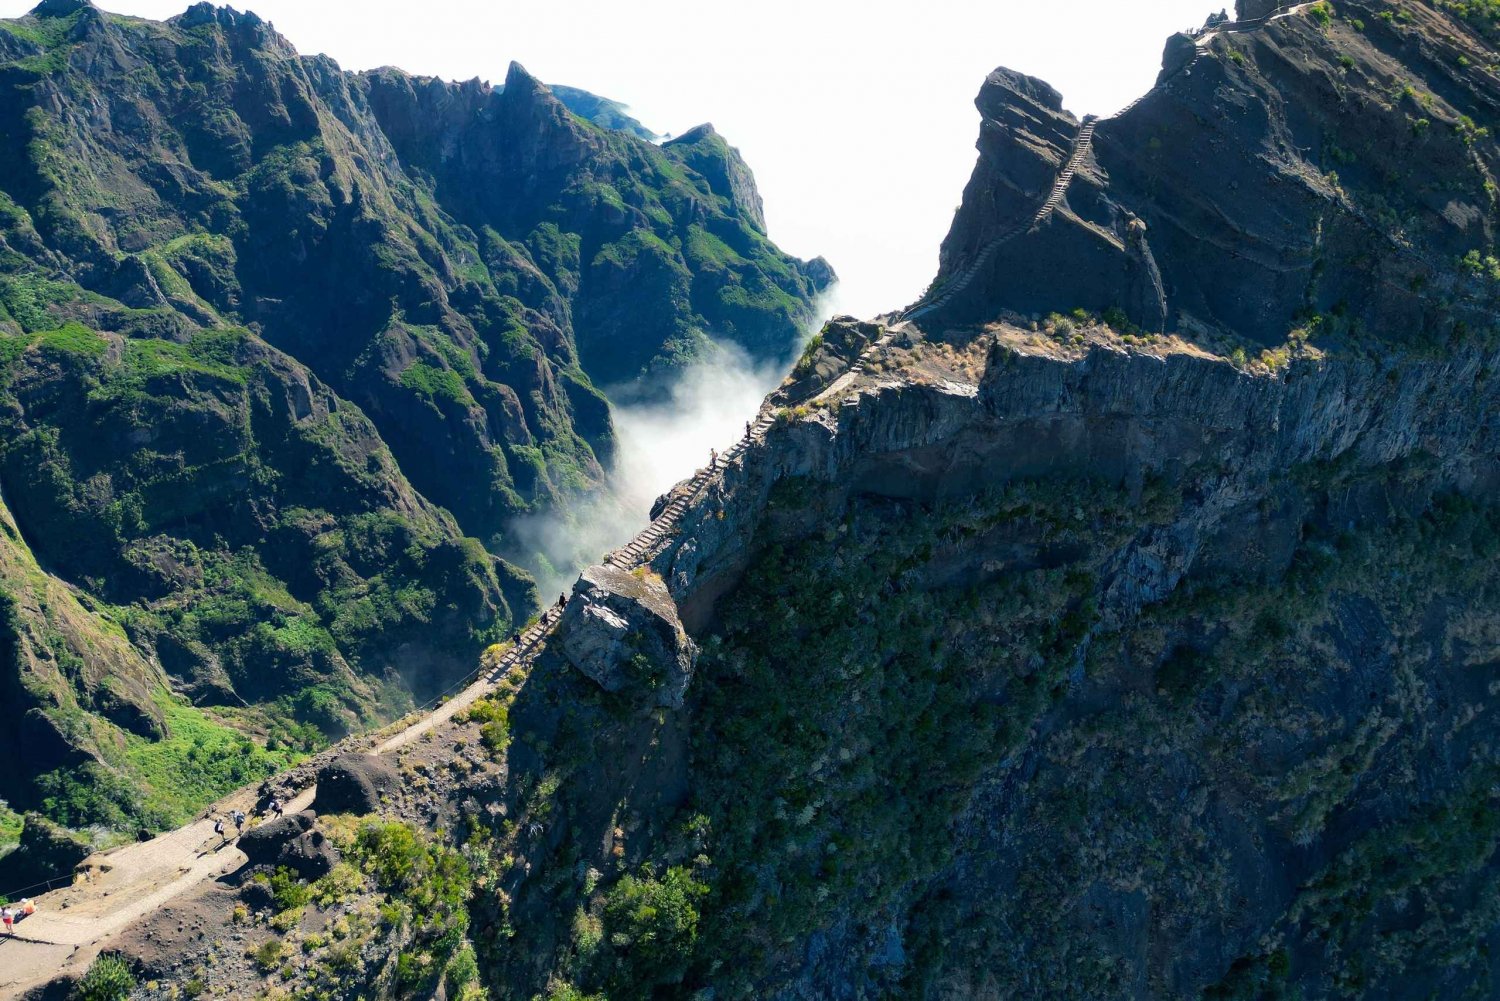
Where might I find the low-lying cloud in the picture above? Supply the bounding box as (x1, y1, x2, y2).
(510, 326, 824, 601)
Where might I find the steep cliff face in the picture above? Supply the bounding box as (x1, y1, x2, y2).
(0, 0, 827, 841)
(926, 0, 1500, 349)
(47, 2, 1500, 999)
(480, 316, 1496, 999)
(446, 3, 1500, 998)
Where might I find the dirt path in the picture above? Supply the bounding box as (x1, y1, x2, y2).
(0, 562, 577, 997)
(377, 605, 563, 756)
(0, 785, 317, 997)
(0, 319, 800, 996)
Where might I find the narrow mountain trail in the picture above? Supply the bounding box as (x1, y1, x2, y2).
(0, 786, 316, 996)
(0, 347, 839, 996)
(1194, 2, 1316, 47)
(902, 2, 1316, 324)
(904, 115, 1099, 322)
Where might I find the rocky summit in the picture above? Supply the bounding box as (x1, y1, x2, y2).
(5, 1, 1500, 1001)
(0, 0, 828, 854)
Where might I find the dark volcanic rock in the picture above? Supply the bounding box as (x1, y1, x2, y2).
(239, 811, 338, 879)
(238, 813, 316, 867)
(558, 563, 696, 708)
(0, 813, 91, 891)
(239, 878, 274, 911)
(923, 0, 1500, 348)
(277, 826, 339, 880)
(315, 753, 401, 815)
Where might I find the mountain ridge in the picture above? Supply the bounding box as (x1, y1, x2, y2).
(0, 0, 829, 845)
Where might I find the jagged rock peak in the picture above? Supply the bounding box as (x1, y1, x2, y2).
(974, 66, 1078, 144)
(982, 67, 1066, 113)
(30, 0, 93, 16)
(173, 3, 268, 32)
(504, 60, 550, 98)
(673, 122, 720, 144)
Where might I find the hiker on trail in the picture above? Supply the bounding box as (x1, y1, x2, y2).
(557, 593, 566, 609)
(745, 420, 752, 440)
(511, 630, 522, 648)
(709, 448, 718, 470)
(233, 809, 246, 834)
(2, 906, 13, 935)
(267, 797, 283, 818)
(19, 898, 34, 917)
(213, 817, 226, 843)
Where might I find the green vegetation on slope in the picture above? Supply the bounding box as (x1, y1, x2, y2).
(0, 0, 828, 847)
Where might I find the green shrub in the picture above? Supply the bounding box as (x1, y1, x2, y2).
(445, 944, 480, 996)
(311, 862, 364, 906)
(540, 984, 605, 1001)
(75, 954, 135, 1001)
(269, 867, 313, 912)
(1101, 306, 1136, 333)
(252, 938, 285, 972)
(348, 820, 474, 987)
(792, 333, 824, 376)
(466, 697, 512, 754)
(601, 865, 708, 994)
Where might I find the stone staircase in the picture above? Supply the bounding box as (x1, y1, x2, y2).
(904, 114, 1100, 321)
(488, 604, 567, 673)
(603, 323, 903, 569)
(603, 408, 779, 569)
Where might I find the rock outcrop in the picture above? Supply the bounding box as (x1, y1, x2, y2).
(239, 812, 338, 879)
(0, 813, 91, 892)
(557, 563, 696, 708)
(314, 754, 401, 815)
(921, 0, 1500, 348)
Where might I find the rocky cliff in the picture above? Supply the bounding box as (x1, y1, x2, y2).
(924, 0, 1500, 350)
(453, 2, 1500, 998)
(0, 0, 828, 847)
(21, 1, 1500, 1000)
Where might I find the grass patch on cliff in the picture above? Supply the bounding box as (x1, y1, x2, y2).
(118, 330, 249, 387)
(400, 360, 472, 410)
(37, 322, 107, 358)
(0, 801, 22, 854)
(0, 274, 82, 333)
(120, 691, 303, 827)
(347, 820, 476, 993)
(0, 13, 77, 50)
(1432, 0, 1500, 41)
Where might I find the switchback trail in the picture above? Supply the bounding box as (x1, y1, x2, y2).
(902, 2, 1317, 323)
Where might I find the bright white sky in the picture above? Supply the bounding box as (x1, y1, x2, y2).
(1, 0, 1225, 318)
